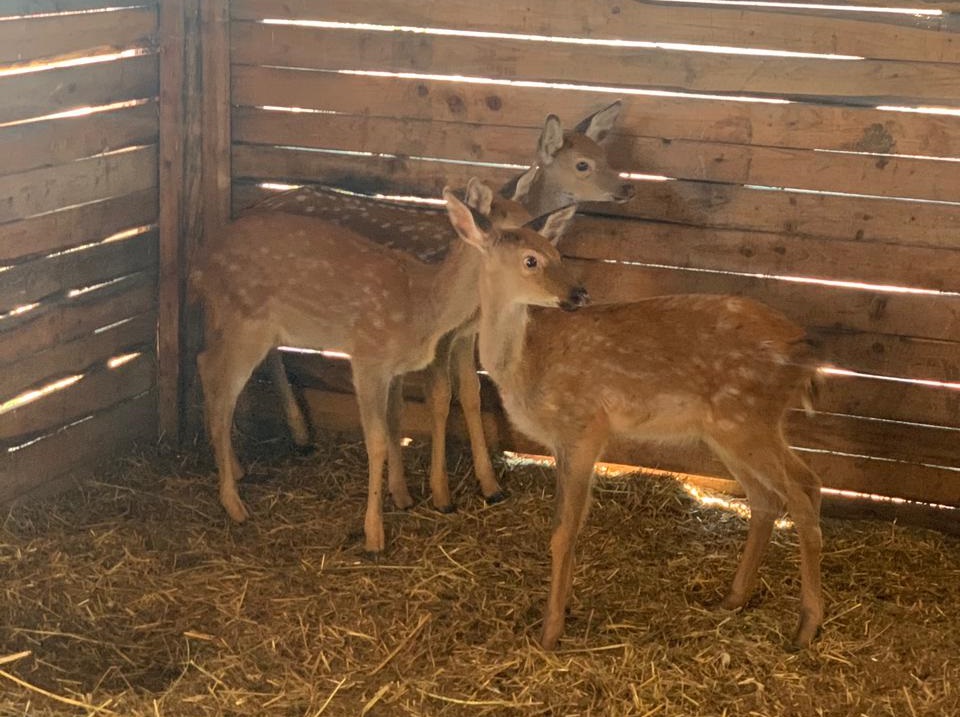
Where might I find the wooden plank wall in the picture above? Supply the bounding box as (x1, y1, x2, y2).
(0, 1, 160, 502)
(225, 0, 960, 512)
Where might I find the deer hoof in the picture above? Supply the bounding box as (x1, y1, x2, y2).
(484, 489, 508, 506)
(715, 592, 748, 612)
(789, 612, 823, 651)
(222, 496, 250, 523)
(435, 503, 457, 515)
(361, 548, 384, 562)
(293, 442, 316, 457)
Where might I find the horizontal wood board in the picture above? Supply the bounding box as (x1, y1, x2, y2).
(0, 6, 156, 66)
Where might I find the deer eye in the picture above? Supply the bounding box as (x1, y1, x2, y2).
(575, 160, 590, 172)
(523, 255, 539, 269)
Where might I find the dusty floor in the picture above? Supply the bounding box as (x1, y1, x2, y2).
(1, 436, 958, 716)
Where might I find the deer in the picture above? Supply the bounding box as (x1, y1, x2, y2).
(252, 101, 635, 512)
(442, 188, 824, 651)
(190, 178, 538, 553)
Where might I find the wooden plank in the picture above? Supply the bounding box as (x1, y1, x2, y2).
(0, 229, 158, 310)
(817, 497, 960, 537)
(559, 217, 960, 293)
(0, 7, 156, 65)
(176, 0, 232, 444)
(0, 189, 157, 264)
(291, 386, 960, 506)
(234, 107, 960, 204)
(0, 144, 157, 224)
(788, 410, 960, 469)
(230, 23, 960, 105)
(819, 331, 960, 382)
(0, 310, 154, 400)
(0, 390, 156, 505)
(0, 52, 158, 125)
(157, 0, 189, 447)
(279, 340, 960, 430)
(569, 260, 960, 342)
(0, 272, 156, 365)
(0, 101, 158, 178)
(230, 148, 960, 249)
(612, 180, 960, 251)
(272, 352, 960, 472)
(1, 1, 158, 16)
(819, 373, 960, 429)
(232, 67, 960, 160)
(202, 0, 232, 237)
(244, 376, 960, 530)
(0, 351, 154, 443)
(231, 0, 960, 64)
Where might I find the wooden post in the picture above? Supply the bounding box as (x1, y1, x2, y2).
(157, 0, 190, 443)
(157, 0, 232, 445)
(202, 0, 233, 240)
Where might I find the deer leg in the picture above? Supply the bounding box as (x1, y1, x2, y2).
(452, 332, 504, 504)
(386, 375, 413, 510)
(711, 429, 823, 649)
(782, 448, 823, 649)
(266, 349, 311, 449)
(424, 335, 455, 512)
(198, 328, 273, 523)
(353, 364, 393, 553)
(718, 471, 782, 611)
(541, 419, 607, 650)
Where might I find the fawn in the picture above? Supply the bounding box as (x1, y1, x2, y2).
(443, 188, 824, 650)
(254, 101, 635, 511)
(190, 179, 529, 552)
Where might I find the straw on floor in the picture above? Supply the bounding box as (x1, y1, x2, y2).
(1, 434, 958, 716)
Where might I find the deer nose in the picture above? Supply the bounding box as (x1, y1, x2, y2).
(561, 286, 590, 311)
(616, 183, 636, 202)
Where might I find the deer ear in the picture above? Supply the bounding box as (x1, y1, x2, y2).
(573, 100, 622, 144)
(526, 204, 576, 246)
(464, 177, 494, 216)
(509, 165, 538, 202)
(537, 115, 564, 165)
(444, 187, 493, 251)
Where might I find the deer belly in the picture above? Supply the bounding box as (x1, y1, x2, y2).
(499, 391, 561, 452)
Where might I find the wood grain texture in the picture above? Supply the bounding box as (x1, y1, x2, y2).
(0, 189, 157, 264)
(0, 273, 156, 367)
(0, 144, 157, 225)
(231, 68, 960, 159)
(231, 149, 960, 248)
(0, 101, 158, 178)
(0, 52, 158, 125)
(2, 1, 157, 15)
(0, 6, 156, 65)
(0, 230, 158, 311)
(231, 22, 960, 105)
(0, 351, 155, 443)
(0, 391, 156, 504)
(0, 311, 155, 400)
(289, 386, 960, 506)
(231, 0, 960, 64)
(233, 107, 960, 203)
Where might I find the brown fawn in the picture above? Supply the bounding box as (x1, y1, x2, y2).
(254, 101, 635, 512)
(443, 189, 824, 651)
(190, 179, 535, 552)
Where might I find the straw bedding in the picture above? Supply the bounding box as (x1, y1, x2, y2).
(1, 434, 958, 716)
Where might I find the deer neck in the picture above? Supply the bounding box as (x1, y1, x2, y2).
(522, 169, 576, 217)
(420, 239, 483, 335)
(475, 277, 531, 389)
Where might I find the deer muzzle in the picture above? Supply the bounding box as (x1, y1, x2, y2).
(560, 286, 590, 312)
